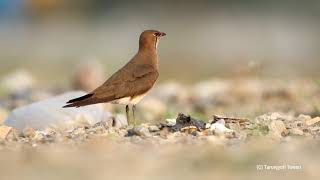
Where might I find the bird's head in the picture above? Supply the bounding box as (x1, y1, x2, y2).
(139, 30, 166, 51)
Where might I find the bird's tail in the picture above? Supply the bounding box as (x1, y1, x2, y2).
(63, 93, 94, 108)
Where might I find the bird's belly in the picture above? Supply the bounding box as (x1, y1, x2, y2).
(112, 93, 147, 105)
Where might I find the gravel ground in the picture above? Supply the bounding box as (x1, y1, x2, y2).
(1, 112, 320, 180)
(0, 77, 320, 180)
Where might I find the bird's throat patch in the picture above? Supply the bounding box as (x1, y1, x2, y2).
(155, 37, 159, 49)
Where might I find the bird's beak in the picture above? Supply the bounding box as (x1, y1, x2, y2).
(159, 32, 166, 37)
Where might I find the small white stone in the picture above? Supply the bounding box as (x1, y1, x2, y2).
(216, 119, 225, 125)
(205, 123, 211, 129)
(3, 91, 112, 130)
(290, 128, 304, 136)
(210, 122, 233, 134)
(165, 119, 176, 126)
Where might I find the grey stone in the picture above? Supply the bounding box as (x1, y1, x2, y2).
(148, 125, 160, 132)
(268, 120, 288, 139)
(130, 124, 152, 137)
(137, 126, 152, 137)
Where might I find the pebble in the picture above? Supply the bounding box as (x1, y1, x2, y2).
(33, 131, 46, 143)
(5, 128, 19, 141)
(22, 127, 36, 138)
(210, 121, 234, 135)
(180, 126, 197, 134)
(169, 113, 206, 132)
(165, 119, 176, 126)
(148, 125, 160, 132)
(293, 120, 304, 128)
(33, 131, 53, 143)
(0, 125, 12, 140)
(310, 126, 320, 133)
(159, 127, 170, 138)
(305, 117, 320, 126)
(227, 123, 241, 132)
(289, 128, 304, 136)
(71, 127, 86, 137)
(0, 112, 319, 146)
(132, 124, 152, 137)
(268, 120, 287, 139)
(205, 123, 211, 129)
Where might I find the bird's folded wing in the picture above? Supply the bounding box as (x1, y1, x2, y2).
(91, 64, 158, 101)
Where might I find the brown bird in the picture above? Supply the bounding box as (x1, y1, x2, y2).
(63, 30, 166, 124)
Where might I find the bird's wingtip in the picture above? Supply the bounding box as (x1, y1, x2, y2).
(62, 104, 70, 108)
(62, 103, 80, 108)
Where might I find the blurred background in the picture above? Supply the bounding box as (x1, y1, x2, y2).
(0, 0, 320, 87)
(1, 2, 320, 179)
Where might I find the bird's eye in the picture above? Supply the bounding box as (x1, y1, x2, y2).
(154, 32, 160, 37)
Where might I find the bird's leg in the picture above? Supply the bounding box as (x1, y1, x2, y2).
(126, 105, 130, 125)
(132, 105, 136, 126)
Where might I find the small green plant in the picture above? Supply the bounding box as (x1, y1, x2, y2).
(190, 111, 207, 122)
(251, 124, 269, 137)
(106, 133, 119, 140)
(0, 85, 9, 96)
(164, 107, 176, 119)
(311, 79, 320, 116)
(314, 79, 320, 87)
